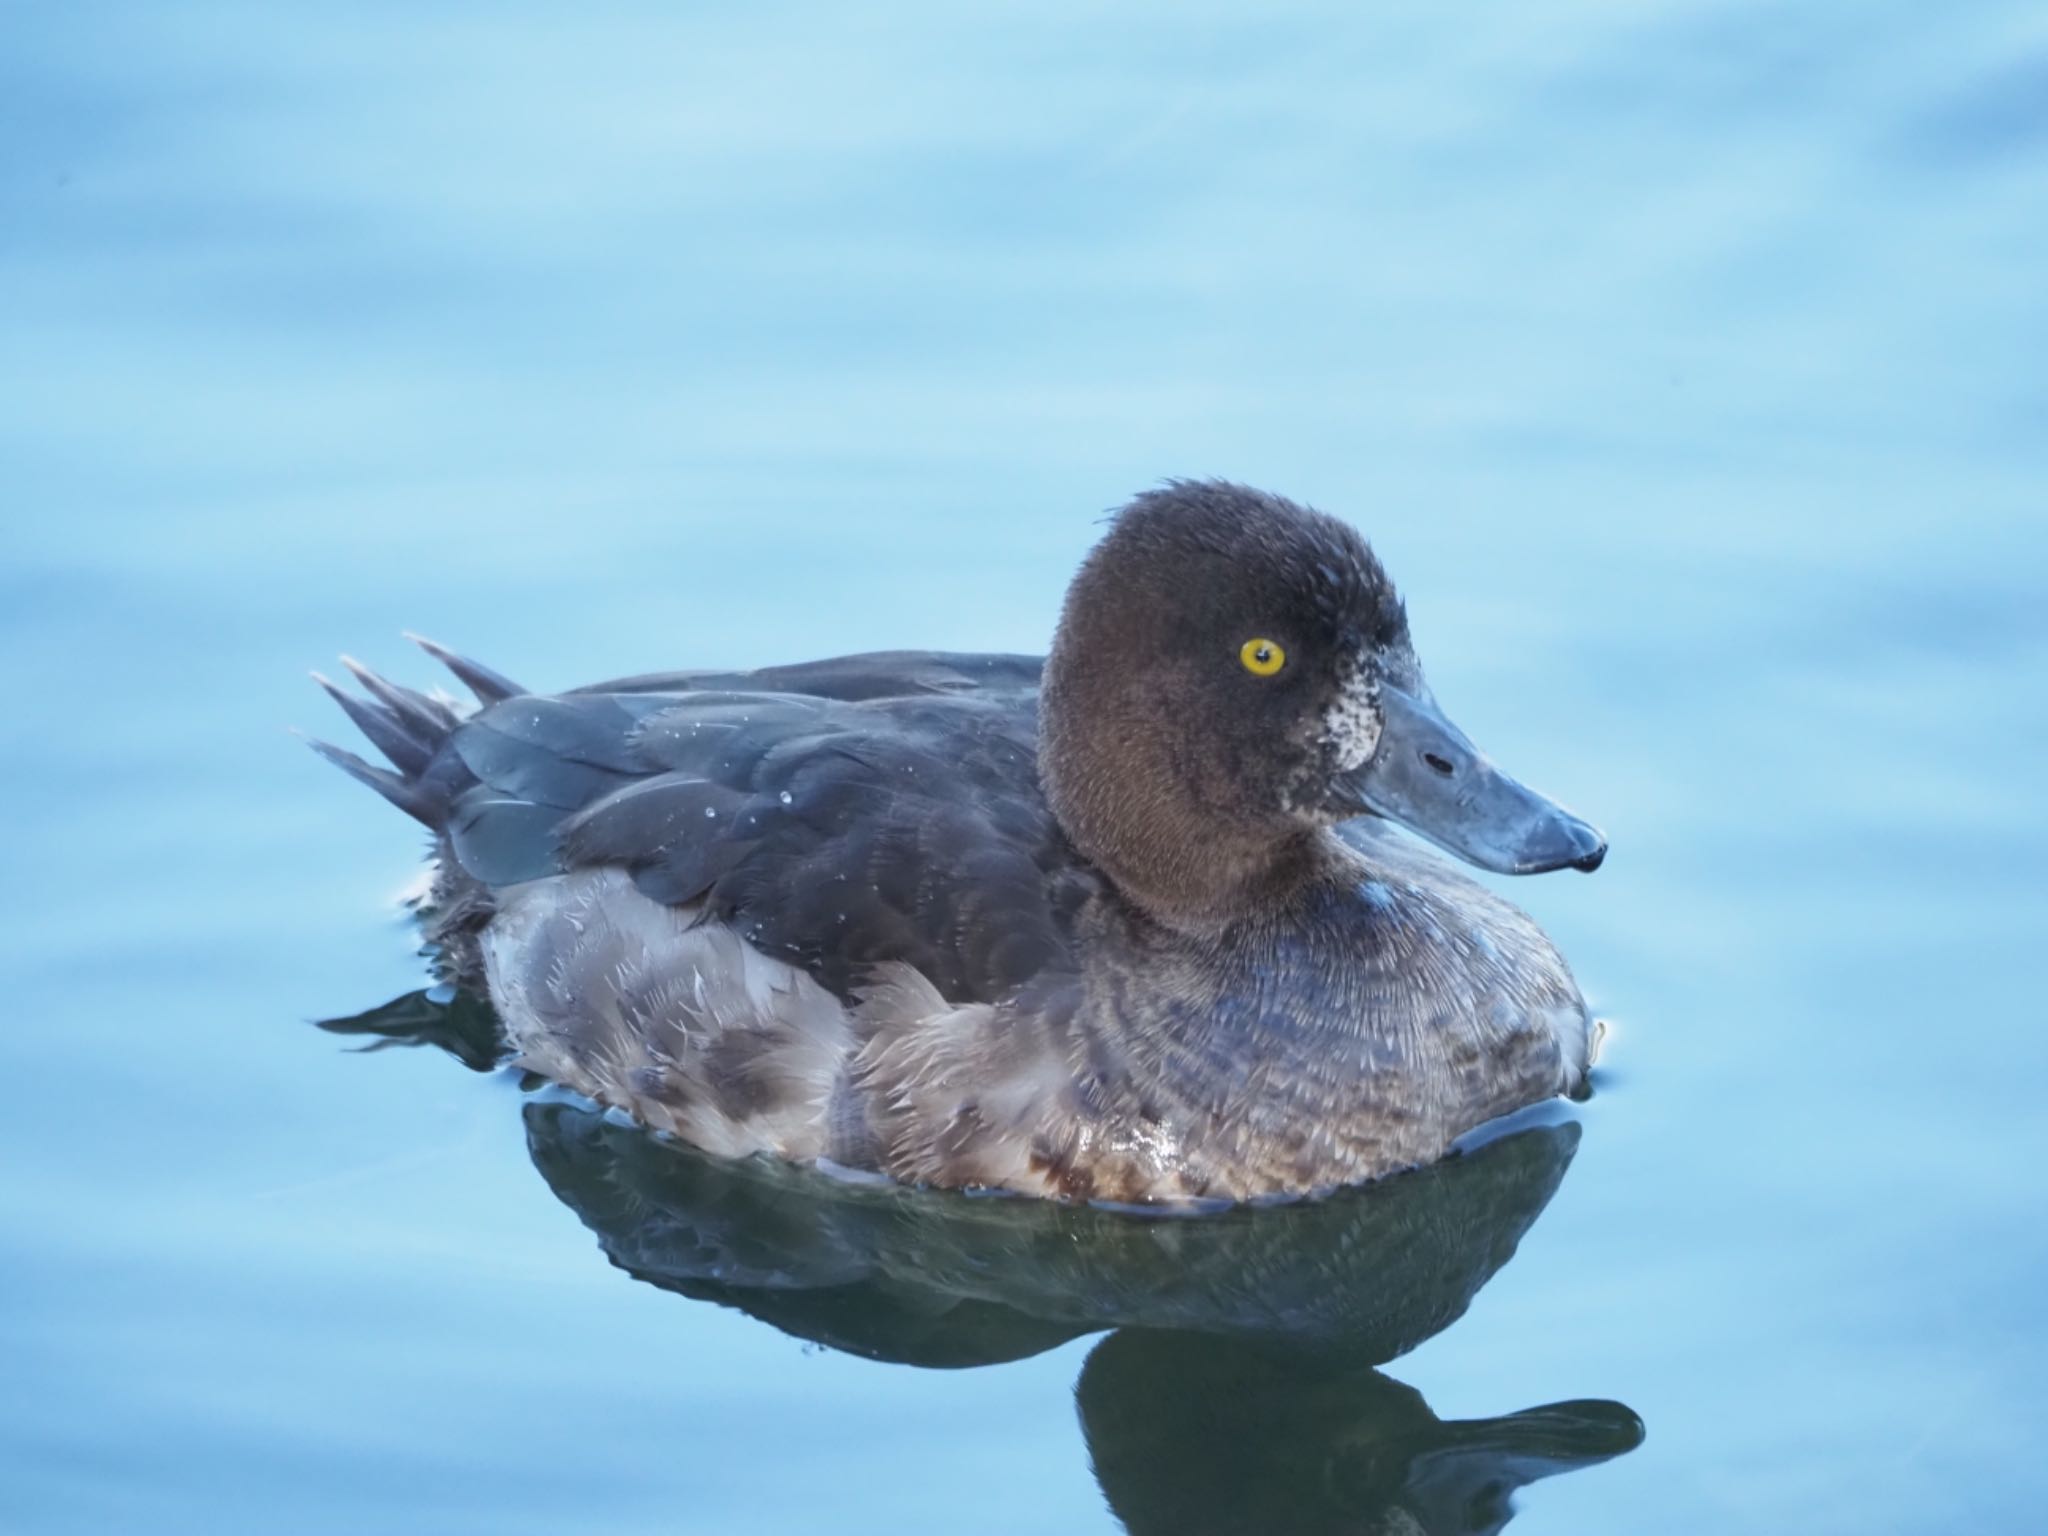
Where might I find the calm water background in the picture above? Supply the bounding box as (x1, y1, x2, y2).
(4, 3, 2046, 1532)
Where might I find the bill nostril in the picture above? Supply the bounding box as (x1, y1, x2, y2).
(1421, 751, 1456, 777)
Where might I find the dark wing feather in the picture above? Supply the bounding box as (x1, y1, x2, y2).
(447, 796, 567, 886)
(452, 695, 655, 804)
(425, 652, 1077, 1004)
(577, 650, 1044, 702)
(557, 773, 759, 904)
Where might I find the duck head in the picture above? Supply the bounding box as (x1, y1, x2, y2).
(1039, 481, 1605, 922)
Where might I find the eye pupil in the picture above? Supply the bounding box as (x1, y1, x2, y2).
(1239, 637, 1286, 676)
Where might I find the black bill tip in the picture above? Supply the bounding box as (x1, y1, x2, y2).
(1564, 824, 1607, 873)
(1505, 809, 1607, 876)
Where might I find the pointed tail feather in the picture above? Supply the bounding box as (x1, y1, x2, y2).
(311, 670, 436, 776)
(299, 731, 440, 826)
(404, 633, 527, 705)
(305, 638, 527, 827)
(340, 654, 459, 738)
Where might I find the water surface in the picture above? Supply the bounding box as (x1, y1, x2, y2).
(4, 3, 2046, 1532)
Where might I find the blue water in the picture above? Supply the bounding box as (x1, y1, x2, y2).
(5, 3, 2046, 1531)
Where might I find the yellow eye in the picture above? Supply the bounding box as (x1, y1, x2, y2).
(1239, 638, 1286, 677)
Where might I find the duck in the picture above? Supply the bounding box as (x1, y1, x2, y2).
(310, 479, 1607, 1205)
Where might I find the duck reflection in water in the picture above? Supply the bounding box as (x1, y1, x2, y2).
(323, 992, 1643, 1534)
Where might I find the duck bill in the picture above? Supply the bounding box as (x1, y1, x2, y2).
(1332, 686, 1607, 875)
